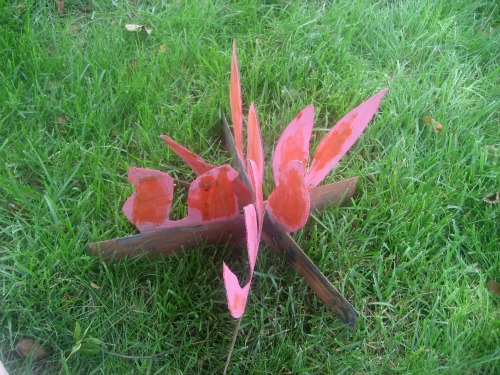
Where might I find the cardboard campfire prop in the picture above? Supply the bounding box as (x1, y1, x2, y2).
(87, 43, 388, 328)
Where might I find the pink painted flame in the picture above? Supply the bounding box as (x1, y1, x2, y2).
(123, 165, 241, 233)
(272, 104, 314, 183)
(230, 41, 243, 162)
(223, 204, 259, 318)
(266, 160, 310, 232)
(161, 135, 215, 176)
(123, 168, 174, 233)
(305, 89, 388, 187)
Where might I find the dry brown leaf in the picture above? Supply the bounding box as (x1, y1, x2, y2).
(483, 192, 500, 204)
(74, 179, 84, 190)
(56, 114, 67, 133)
(422, 115, 443, 132)
(347, 214, 359, 230)
(125, 24, 153, 34)
(16, 338, 49, 361)
(48, 81, 62, 91)
(125, 24, 142, 32)
(90, 282, 101, 289)
(487, 145, 499, 156)
(61, 293, 74, 310)
(56, 114, 67, 124)
(55, 0, 64, 16)
(17, 3, 27, 13)
(486, 280, 500, 295)
(128, 58, 139, 73)
(159, 44, 168, 53)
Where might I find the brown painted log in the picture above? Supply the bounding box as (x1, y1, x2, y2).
(261, 215, 358, 327)
(173, 179, 191, 191)
(87, 215, 245, 260)
(310, 176, 358, 211)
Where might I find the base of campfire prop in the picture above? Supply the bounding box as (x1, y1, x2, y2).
(87, 175, 359, 327)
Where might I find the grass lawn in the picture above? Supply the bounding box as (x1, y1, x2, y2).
(1, 0, 499, 373)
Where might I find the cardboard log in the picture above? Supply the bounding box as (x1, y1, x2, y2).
(261, 215, 358, 327)
(87, 215, 245, 260)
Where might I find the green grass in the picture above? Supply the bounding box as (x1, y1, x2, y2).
(1, 0, 499, 373)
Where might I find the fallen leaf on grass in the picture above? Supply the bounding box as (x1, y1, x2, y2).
(56, 114, 67, 133)
(16, 3, 27, 13)
(74, 179, 84, 190)
(90, 282, 100, 289)
(16, 338, 49, 361)
(486, 280, 500, 295)
(48, 81, 62, 91)
(55, 0, 64, 16)
(159, 44, 167, 53)
(128, 58, 139, 74)
(125, 24, 141, 32)
(487, 145, 499, 156)
(483, 192, 500, 204)
(422, 115, 443, 132)
(125, 24, 153, 35)
(61, 293, 74, 310)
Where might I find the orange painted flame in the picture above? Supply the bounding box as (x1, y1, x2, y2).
(266, 161, 310, 232)
(187, 165, 240, 222)
(122, 168, 174, 232)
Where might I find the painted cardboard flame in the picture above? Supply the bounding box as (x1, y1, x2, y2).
(122, 42, 388, 318)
